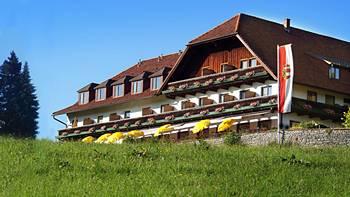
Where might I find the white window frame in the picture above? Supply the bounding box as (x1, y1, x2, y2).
(113, 84, 124, 97)
(151, 76, 163, 90)
(95, 88, 106, 101)
(261, 86, 272, 97)
(131, 80, 143, 94)
(329, 65, 340, 80)
(79, 91, 89, 105)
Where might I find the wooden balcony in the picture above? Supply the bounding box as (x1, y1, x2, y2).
(57, 95, 277, 140)
(163, 66, 271, 99)
(292, 97, 347, 122)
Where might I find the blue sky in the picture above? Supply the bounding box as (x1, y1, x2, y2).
(1, 0, 349, 139)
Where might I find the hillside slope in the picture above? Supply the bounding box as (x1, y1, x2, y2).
(0, 138, 349, 196)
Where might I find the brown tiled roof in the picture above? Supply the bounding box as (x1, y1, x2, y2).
(53, 53, 180, 115)
(189, 14, 240, 44)
(236, 14, 350, 95)
(173, 13, 350, 95)
(94, 79, 112, 89)
(77, 83, 98, 93)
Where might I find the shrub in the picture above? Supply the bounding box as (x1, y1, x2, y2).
(292, 120, 321, 129)
(224, 132, 241, 145)
(342, 108, 350, 128)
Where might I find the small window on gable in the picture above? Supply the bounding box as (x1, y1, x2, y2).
(241, 58, 258, 69)
(113, 84, 124, 97)
(240, 60, 249, 69)
(96, 88, 106, 101)
(131, 80, 143, 94)
(151, 76, 162, 90)
(329, 65, 340, 80)
(79, 91, 89, 105)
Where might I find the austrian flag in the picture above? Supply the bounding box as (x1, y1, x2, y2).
(278, 44, 294, 113)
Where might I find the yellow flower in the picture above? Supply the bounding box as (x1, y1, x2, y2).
(192, 119, 210, 134)
(154, 124, 174, 137)
(82, 136, 95, 143)
(106, 132, 125, 144)
(95, 133, 112, 144)
(127, 130, 144, 138)
(218, 119, 235, 133)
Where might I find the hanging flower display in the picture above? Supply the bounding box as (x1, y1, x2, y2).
(230, 74, 239, 81)
(204, 79, 214, 86)
(147, 117, 156, 124)
(183, 112, 191, 118)
(165, 115, 175, 121)
(178, 83, 189, 89)
(88, 127, 96, 133)
(100, 125, 107, 130)
(245, 71, 255, 77)
(112, 124, 119, 129)
(303, 104, 312, 111)
(124, 122, 130, 127)
(215, 106, 225, 112)
(135, 120, 142, 126)
(216, 76, 226, 83)
(268, 98, 277, 104)
(218, 119, 235, 133)
(233, 104, 241, 109)
(250, 101, 260, 107)
(193, 81, 201, 87)
(74, 130, 80, 134)
(200, 109, 209, 116)
(168, 86, 176, 91)
(154, 124, 174, 137)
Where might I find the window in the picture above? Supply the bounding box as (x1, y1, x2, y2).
(307, 91, 317, 102)
(132, 80, 143, 94)
(250, 59, 257, 67)
(113, 84, 124, 97)
(240, 90, 248, 99)
(240, 60, 249, 69)
(109, 113, 120, 121)
(161, 104, 174, 113)
(325, 95, 335, 105)
(79, 91, 89, 105)
(124, 111, 130, 119)
(261, 86, 272, 96)
(97, 115, 103, 123)
(220, 64, 235, 72)
(240, 58, 257, 69)
(329, 65, 340, 79)
(151, 76, 162, 90)
(219, 94, 226, 103)
(199, 98, 205, 106)
(96, 88, 106, 101)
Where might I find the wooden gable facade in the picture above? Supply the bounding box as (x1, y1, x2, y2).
(166, 37, 261, 83)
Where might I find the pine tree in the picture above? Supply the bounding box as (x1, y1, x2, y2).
(18, 62, 39, 138)
(0, 51, 39, 138)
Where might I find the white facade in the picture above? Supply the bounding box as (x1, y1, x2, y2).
(67, 80, 278, 127)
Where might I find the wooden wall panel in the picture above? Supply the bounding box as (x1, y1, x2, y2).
(194, 47, 254, 77)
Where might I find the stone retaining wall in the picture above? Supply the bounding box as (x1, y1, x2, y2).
(240, 129, 350, 146)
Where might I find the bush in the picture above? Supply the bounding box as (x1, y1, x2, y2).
(342, 108, 350, 128)
(224, 132, 241, 145)
(291, 120, 322, 129)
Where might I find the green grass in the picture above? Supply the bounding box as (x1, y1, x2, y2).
(0, 138, 350, 196)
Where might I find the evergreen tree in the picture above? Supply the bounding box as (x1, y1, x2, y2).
(0, 51, 39, 138)
(18, 62, 39, 138)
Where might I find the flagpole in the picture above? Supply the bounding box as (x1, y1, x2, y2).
(277, 45, 281, 144)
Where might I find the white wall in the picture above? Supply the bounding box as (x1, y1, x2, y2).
(67, 80, 278, 127)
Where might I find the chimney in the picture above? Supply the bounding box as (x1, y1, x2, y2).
(137, 59, 142, 67)
(284, 18, 291, 32)
(157, 56, 161, 62)
(178, 50, 183, 55)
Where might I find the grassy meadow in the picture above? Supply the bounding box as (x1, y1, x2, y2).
(0, 137, 349, 196)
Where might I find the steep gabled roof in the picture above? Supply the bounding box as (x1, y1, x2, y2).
(77, 83, 98, 93)
(189, 14, 240, 44)
(165, 13, 350, 95)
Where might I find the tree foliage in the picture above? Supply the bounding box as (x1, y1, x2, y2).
(0, 51, 39, 138)
(342, 108, 350, 128)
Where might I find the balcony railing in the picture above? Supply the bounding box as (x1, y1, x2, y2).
(163, 66, 270, 98)
(292, 97, 348, 122)
(57, 95, 277, 140)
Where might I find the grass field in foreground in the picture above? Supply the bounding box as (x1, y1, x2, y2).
(0, 137, 349, 196)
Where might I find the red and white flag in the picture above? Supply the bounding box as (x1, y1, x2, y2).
(278, 44, 294, 113)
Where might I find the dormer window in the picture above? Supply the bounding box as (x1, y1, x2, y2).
(113, 84, 124, 97)
(132, 80, 143, 94)
(329, 65, 340, 80)
(151, 76, 162, 90)
(79, 91, 89, 105)
(96, 88, 106, 101)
